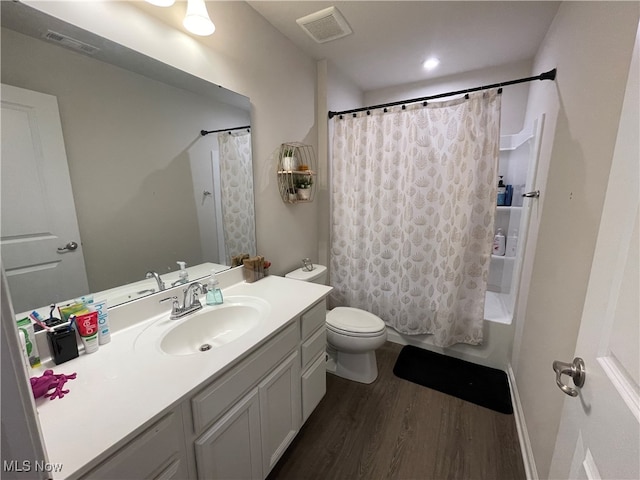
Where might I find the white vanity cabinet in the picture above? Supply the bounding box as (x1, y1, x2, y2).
(79, 407, 189, 480)
(187, 320, 303, 479)
(71, 296, 328, 480)
(193, 350, 302, 480)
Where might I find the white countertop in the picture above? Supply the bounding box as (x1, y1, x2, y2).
(32, 274, 331, 480)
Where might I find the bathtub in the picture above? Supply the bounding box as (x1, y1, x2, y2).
(386, 290, 515, 370)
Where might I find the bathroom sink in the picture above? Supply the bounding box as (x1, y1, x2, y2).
(159, 297, 270, 356)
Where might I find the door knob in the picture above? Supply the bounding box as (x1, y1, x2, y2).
(552, 357, 586, 397)
(57, 241, 78, 253)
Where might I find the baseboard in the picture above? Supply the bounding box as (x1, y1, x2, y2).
(507, 364, 538, 480)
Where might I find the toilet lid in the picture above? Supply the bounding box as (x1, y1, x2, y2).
(326, 307, 386, 334)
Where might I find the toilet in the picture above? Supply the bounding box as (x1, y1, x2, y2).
(285, 264, 387, 384)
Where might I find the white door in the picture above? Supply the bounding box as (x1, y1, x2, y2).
(1, 84, 89, 314)
(549, 23, 639, 479)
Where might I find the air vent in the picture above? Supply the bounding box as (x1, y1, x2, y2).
(296, 6, 352, 44)
(42, 30, 100, 55)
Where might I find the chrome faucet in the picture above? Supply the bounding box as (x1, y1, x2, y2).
(301, 258, 314, 272)
(182, 282, 206, 312)
(160, 281, 207, 320)
(145, 271, 166, 291)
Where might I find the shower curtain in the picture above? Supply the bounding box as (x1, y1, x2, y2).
(330, 90, 501, 347)
(218, 131, 256, 263)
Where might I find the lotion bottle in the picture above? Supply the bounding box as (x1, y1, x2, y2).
(206, 271, 224, 305)
(493, 228, 506, 256)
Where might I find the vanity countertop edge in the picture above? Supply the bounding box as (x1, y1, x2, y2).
(32, 275, 332, 480)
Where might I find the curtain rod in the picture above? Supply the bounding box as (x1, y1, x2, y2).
(328, 68, 556, 119)
(200, 125, 251, 136)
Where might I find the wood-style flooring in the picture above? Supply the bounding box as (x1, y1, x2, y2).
(268, 342, 526, 480)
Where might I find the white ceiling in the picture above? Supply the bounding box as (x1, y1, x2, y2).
(247, 1, 560, 91)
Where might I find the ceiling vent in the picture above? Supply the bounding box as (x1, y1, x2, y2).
(296, 6, 352, 44)
(42, 30, 100, 55)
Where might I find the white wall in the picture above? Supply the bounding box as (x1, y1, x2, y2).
(23, 1, 319, 277)
(511, 3, 639, 478)
(364, 59, 533, 135)
(317, 59, 364, 270)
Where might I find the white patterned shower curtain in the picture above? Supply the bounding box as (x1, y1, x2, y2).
(218, 131, 256, 263)
(330, 91, 501, 347)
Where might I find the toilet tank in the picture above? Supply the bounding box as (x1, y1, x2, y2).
(285, 264, 327, 284)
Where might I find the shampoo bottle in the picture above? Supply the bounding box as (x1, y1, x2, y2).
(493, 228, 506, 256)
(506, 230, 518, 257)
(497, 176, 506, 206)
(206, 271, 224, 306)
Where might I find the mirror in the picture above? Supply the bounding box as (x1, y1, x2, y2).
(1, 2, 256, 314)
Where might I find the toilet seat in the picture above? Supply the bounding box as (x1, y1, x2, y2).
(326, 307, 386, 336)
(327, 324, 386, 338)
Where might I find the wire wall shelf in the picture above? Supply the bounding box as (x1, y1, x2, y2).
(276, 142, 316, 204)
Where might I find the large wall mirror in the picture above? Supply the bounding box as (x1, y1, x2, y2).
(1, 2, 256, 314)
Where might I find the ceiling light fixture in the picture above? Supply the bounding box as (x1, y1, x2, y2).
(183, 0, 215, 36)
(145, 0, 175, 7)
(423, 57, 440, 71)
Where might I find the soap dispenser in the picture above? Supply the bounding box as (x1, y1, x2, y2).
(206, 270, 224, 305)
(176, 261, 189, 284)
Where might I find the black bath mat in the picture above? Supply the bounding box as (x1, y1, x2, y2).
(393, 345, 513, 414)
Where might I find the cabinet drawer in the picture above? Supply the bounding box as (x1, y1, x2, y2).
(300, 301, 326, 340)
(191, 322, 298, 435)
(81, 410, 187, 480)
(301, 352, 326, 423)
(301, 325, 326, 369)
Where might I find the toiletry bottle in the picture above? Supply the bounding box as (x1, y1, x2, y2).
(497, 176, 506, 206)
(505, 184, 513, 206)
(91, 300, 111, 345)
(206, 271, 224, 305)
(506, 230, 518, 257)
(177, 261, 189, 284)
(493, 228, 506, 256)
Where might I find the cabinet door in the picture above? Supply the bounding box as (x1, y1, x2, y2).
(301, 351, 327, 423)
(81, 410, 188, 480)
(259, 351, 301, 475)
(195, 389, 262, 480)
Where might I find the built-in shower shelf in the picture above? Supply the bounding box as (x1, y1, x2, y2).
(496, 206, 522, 212)
(499, 129, 533, 151)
